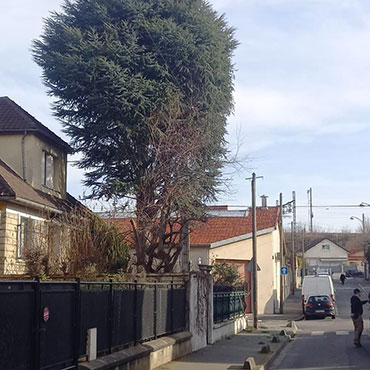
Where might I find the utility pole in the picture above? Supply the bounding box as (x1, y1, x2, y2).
(292, 191, 296, 295)
(362, 213, 367, 279)
(301, 228, 305, 284)
(279, 193, 284, 314)
(362, 213, 366, 233)
(307, 188, 313, 232)
(291, 221, 295, 295)
(246, 173, 263, 328)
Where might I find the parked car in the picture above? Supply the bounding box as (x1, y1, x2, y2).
(353, 271, 364, 278)
(345, 270, 364, 277)
(305, 295, 336, 319)
(345, 270, 355, 277)
(301, 275, 335, 314)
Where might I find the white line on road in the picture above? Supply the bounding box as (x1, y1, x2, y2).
(359, 284, 368, 295)
(311, 331, 324, 336)
(336, 331, 349, 335)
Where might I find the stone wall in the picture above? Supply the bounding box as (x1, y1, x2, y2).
(1, 209, 26, 274)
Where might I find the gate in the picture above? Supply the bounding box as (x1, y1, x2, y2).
(0, 278, 78, 370)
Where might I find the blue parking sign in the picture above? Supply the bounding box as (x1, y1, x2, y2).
(281, 266, 288, 275)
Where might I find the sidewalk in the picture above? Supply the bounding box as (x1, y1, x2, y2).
(156, 293, 302, 370)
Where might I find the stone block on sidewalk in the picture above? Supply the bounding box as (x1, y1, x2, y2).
(243, 357, 257, 369)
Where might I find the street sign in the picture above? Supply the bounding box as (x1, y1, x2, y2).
(43, 306, 50, 323)
(246, 258, 261, 272)
(281, 266, 288, 275)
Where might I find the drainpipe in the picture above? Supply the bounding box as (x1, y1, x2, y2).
(21, 131, 27, 180)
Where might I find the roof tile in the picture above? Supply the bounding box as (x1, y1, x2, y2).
(110, 207, 279, 247)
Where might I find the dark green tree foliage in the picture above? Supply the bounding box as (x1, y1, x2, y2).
(212, 261, 243, 287)
(33, 0, 237, 272)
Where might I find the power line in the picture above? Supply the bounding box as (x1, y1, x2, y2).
(224, 204, 370, 209)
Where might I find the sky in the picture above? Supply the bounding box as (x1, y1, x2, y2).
(1, 0, 370, 231)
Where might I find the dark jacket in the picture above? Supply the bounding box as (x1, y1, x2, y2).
(351, 295, 368, 318)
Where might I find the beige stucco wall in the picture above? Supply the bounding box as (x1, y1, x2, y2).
(0, 133, 67, 198)
(190, 229, 282, 314)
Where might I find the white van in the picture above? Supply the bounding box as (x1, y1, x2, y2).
(301, 275, 335, 314)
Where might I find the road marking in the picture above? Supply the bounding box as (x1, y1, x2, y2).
(359, 284, 368, 295)
(336, 331, 349, 335)
(311, 331, 324, 336)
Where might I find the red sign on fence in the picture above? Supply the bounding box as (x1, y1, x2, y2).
(43, 306, 50, 323)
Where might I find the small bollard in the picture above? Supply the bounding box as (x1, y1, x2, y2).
(271, 335, 280, 343)
(243, 357, 257, 369)
(260, 345, 271, 353)
(280, 329, 288, 336)
(287, 320, 298, 333)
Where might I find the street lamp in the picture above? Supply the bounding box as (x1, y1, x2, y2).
(350, 214, 368, 280)
(350, 214, 365, 233)
(360, 202, 370, 207)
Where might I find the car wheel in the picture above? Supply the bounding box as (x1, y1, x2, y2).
(331, 315, 336, 319)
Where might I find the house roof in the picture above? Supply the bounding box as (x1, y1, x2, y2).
(305, 238, 350, 253)
(108, 206, 280, 247)
(0, 158, 79, 213)
(0, 96, 72, 153)
(190, 207, 279, 246)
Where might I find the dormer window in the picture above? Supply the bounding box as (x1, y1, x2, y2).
(43, 151, 54, 189)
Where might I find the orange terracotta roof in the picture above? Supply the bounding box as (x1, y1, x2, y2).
(190, 207, 279, 246)
(109, 207, 279, 247)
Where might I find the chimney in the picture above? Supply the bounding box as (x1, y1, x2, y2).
(261, 195, 268, 209)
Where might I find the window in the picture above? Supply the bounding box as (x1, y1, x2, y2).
(17, 217, 34, 259)
(322, 244, 330, 252)
(43, 151, 54, 188)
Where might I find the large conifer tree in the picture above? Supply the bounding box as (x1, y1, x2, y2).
(33, 0, 237, 272)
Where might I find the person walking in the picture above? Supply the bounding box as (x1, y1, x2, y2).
(351, 288, 369, 347)
(340, 273, 346, 285)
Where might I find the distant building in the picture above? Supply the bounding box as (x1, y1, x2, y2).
(303, 238, 348, 273)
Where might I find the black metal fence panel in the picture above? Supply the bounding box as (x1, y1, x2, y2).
(157, 288, 171, 337)
(0, 282, 34, 370)
(172, 288, 186, 331)
(112, 289, 136, 348)
(0, 279, 187, 370)
(39, 283, 76, 370)
(80, 288, 110, 355)
(213, 291, 247, 324)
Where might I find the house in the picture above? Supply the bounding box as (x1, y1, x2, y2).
(348, 250, 365, 272)
(0, 96, 76, 275)
(303, 238, 349, 274)
(108, 202, 284, 314)
(289, 232, 369, 275)
(189, 204, 283, 315)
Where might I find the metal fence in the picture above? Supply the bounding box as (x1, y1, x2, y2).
(0, 279, 187, 370)
(213, 291, 248, 324)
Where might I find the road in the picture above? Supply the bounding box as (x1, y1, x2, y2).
(270, 276, 370, 370)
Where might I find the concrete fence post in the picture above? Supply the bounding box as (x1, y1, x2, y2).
(188, 269, 213, 351)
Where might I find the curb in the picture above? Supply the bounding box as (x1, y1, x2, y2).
(259, 337, 290, 370)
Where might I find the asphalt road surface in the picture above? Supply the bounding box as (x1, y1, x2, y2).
(270, 276, 370, 370)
